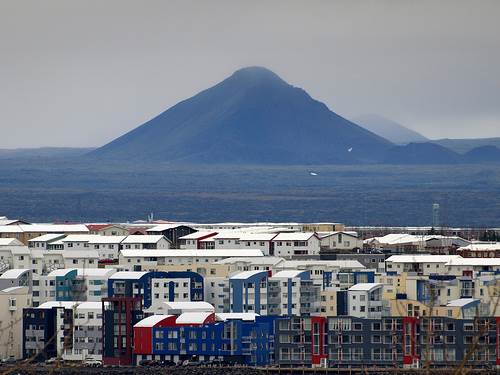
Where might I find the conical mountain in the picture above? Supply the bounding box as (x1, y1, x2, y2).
(90, 67, 392, 164)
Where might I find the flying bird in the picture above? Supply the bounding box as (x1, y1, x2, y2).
(348, 147, 353, 152)
(309, 172, 318, 176)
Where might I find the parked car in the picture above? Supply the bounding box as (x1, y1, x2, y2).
(83, 358, 102, 367)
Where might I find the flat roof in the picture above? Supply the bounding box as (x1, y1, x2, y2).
(271, 270, 308, 279)
(386, 255, 462, 263)
(216, 313, 258, 322)
(273, 232, 317, 241)
(38, 301, 80, 309)
(120, 249, 264, 258)
(163, 301, 215, 312)
(76, 301, 109, 310)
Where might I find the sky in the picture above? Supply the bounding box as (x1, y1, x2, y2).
(1, 0, 499, 148)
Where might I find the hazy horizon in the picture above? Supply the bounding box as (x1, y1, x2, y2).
(1, 0, 499, 148)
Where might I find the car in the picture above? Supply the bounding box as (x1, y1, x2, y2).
(45, 357, 64, 365)
(84, 359, 102, 367)
(1, 357, 16, 364)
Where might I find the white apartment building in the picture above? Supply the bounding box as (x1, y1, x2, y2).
(63, 302, 106, 361)
(0, 286, 31, 360)
(348, 283, 385, 319)
(121, 235, 171, 250)
(118, 249, 264, 271)
(271, 232, 321, 258)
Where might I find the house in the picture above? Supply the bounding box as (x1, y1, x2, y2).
(178, 231, 218, 249)
(456, 242, 500, 258)
(87, 224, 129, 236)
(146, 224, 196, 248)
(121, 235, 171, 250)
(0, 224, 89, 245)
(318, 231, 362, 251)
(271, 232, 321, 258)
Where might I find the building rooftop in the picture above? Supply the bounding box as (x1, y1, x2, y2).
(28, 234, 66, 243)
(0, 268, 30, 279)
(271, 270, 309, 279)
(386, 255, 462, 264)
(47, 268, 77, 277)
(37, 301, 80, 309)
(162, 301, 215, 313)
(230, 270, 268, 280)
(178, 231, 217, 240)
(77, 268, 117, 277)
(176, 311, 213, 325)
(348, 282, 383, 292)
(0, 238, 24, 246)
(120, 249, 264, 258)
(134, 314, 174, 328)
(110, 271, 148, 280)
(121, 235, 166, 244)
(76, 301, 109, 310)
(446, 298, 479, 307)
(216, 313, 259, 321)
(214, 256, 284, 265)
(273, 232, 317, 241)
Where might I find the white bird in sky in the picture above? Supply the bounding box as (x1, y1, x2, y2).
(348, 147, 353, 152)
(309, 172, 318, 176)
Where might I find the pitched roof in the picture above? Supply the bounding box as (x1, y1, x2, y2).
(0, 238, 24, 246)
(273, 232, 317, 241)
(121, 235, 166, 244)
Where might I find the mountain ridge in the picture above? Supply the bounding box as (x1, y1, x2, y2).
(89, 67, 393, 164)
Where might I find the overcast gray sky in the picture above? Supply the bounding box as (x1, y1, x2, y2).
(1, 0, 499, 148)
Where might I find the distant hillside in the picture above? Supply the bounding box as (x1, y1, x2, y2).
(0, 147, 95, 159)
(382, 142, 462, 164)
(351, 114, 428, 144)
(90, 67, 392, 164)
(464, 145, 500, 163)
(432, 137, 500, 153)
